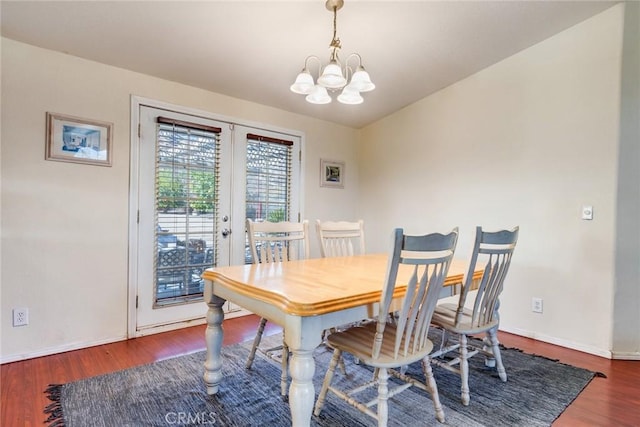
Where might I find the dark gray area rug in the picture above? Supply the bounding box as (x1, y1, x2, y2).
(44, 332, 601, 427)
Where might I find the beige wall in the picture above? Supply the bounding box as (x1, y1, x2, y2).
(359, 5, 629, 357)
(2, 4, 637, 362)
(0, 39, 360, 361)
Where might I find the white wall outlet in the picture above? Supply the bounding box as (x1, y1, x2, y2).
(531, 298, 543, 314)
(12, 308, 29, 326)
(581, 205, 593, 220)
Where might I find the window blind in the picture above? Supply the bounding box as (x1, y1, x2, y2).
(245, 133, 293, 224)
(154, 119, 220, 304)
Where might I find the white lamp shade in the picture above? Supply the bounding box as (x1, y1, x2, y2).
(337, 86, 363, 105)
(290, 71, 315, 94)
(317, 61, 347, 89)
(305, 85, 332, 104)
(349, 68, 375, 92)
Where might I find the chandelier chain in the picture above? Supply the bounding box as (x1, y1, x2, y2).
(330, 6, 341, 50)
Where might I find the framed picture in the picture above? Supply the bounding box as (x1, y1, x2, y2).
(45, 112, 113, 166)
(320, 159, 345, 188)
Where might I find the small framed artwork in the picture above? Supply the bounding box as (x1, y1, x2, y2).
(320, 159, 345, 189)
(45, 112, 113, 166)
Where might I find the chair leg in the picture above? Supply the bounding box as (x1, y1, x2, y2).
(338, 356, 347, 374)
(323, 328, 348, 372)
(377, 368, 389, 427)
(313, 349, 342, 416)
(280, 341, 289, 396)
(246, 317, 267, 369)
(439, 328, 450, 352)
(482, 335, 496, 368)
(487, 328, 507, 382)
(422, 357, 445, 423)
(459, 334, 470, 406)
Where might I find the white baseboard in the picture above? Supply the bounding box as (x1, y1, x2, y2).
(1, 309, 252, 364)
(133, 317, 208, 337)
(133, 309, 251, 337)
(0, 334, 128, 364)
(500, 326, 613, 359)
(610, 351, 640, 360)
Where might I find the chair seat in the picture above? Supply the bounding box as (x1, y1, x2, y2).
(437, 289, 477, 307)
(328, 322, 434, 368)
(432, 303, 499, 335)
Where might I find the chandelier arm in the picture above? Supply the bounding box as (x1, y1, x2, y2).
(342, 53, 362, 83)
(344, 66, 351, 82)
(304, 55, 322, 77)
(345, 53, 363, 68)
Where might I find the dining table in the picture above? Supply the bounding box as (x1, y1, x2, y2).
(201, 253, 482, 427)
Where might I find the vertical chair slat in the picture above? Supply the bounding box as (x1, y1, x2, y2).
(316, 219, 365, 258)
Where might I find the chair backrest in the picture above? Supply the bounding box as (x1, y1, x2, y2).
(455, 226, 519, 328)
(375, 228, 459, 360)
(246, 219, 310, 264)
(316, 219, 365, 257)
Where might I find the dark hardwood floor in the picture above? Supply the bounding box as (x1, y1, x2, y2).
(1, 315, 638, 426)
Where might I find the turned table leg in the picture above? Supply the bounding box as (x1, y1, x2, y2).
(285, 318, 323, 427)
(204, 293, 226, 395)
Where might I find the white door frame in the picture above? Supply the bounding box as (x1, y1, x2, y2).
(127, 95, 305, 338)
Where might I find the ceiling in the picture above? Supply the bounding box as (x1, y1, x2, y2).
(1, 1, 617, 129)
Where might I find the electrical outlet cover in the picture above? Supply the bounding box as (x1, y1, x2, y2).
(13, 308, 29, 326)
(531, 298, 543, 313)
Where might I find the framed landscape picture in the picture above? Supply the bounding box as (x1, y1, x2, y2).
(45, 112, 113, 166)
(320, 159, 345, 189)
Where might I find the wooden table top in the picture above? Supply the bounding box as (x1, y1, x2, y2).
(203, 254, 477, 316)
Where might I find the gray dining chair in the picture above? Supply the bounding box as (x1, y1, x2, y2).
(244, 218, 310, 396)
(430, 226, 519, 406)
(314, 227, 459, 427)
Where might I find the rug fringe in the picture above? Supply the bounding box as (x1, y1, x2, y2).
(43, 384, 65, 427)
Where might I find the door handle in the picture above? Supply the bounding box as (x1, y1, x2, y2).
(221, 228, 231, 238)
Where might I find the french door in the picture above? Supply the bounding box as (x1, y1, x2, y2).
(131, 102, 301, 334)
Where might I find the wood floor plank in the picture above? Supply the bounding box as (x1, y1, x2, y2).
(1, 315, 638, 426)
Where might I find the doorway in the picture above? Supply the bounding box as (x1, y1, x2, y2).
(129, 98, 302, 335)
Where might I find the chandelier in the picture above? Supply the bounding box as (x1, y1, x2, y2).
(290, 0, 375, 105)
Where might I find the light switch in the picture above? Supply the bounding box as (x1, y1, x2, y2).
(582, 206, 593, 220)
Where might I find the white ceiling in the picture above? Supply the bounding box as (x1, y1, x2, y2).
(1, 1, 617, 128)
